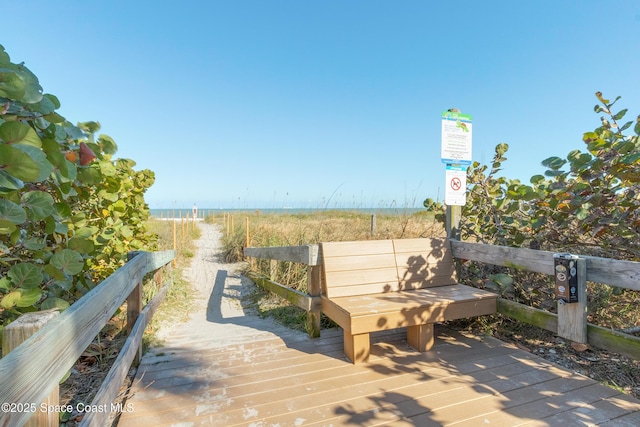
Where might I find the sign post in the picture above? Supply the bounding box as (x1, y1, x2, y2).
(441, 110, 472, 239)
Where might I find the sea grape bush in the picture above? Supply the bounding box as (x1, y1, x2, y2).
(458, 92, 640, 257)
(0, 45, 157, 334)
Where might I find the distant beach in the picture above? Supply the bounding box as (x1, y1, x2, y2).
(149, 207, 425, 219)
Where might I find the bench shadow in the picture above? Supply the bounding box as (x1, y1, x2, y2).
(397, 237, 449, 291)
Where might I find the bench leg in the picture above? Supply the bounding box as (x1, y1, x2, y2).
(344, 332, 370, 363)
(407, 324, 434, 352)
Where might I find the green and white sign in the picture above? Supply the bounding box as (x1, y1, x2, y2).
(441, 111, 472, 164)
(445, 164, 467, 206)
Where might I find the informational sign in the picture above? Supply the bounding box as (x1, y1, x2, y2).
(441, 111, 472, 164)
(445, 164, 467, 206)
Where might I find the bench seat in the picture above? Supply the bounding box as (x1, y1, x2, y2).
(320, 238, 497, 363)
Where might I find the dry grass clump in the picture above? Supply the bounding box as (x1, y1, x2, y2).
(226, 209, 442, 248)
(217, 209, 442, 295)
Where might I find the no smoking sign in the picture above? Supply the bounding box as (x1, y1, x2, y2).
(450, 177, 462, 191)
(445, 164, 467, 206)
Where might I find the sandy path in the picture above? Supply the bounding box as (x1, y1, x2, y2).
(151, 222, 302, 346)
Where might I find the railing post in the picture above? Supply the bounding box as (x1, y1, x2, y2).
(127, 252, 144, 365)
(173, 218, 177, 267)
(370, 214, 376, 237)
(2, 310, 60, 427)
(306, 264, 322, 338)
(557, 257, 588, 343)
(181, 216, 185, 246)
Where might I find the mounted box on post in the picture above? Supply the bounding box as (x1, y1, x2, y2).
(554, 253, 579, 303)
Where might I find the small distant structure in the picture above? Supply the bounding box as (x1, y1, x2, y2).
(192, 203, 198, 219)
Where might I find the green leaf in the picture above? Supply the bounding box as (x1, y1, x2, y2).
(43, 112, 65, 124)
(0, 170, 24, 190)
(541, 156, 567, 170)
(74, 226, 97, 239)
(98, 188, 119, 202)
(23, 236, 46, 250)
(0, 144, 41, 181)
(54, 221, 68, 235)
(77, 166, 102, 185)
(12, 63, 43, 103)
(0, 121, 41, 147)
(491, 273, 513, 287)
(44, 215, 56, 234)
(13, 144, 54, 182)
(44, 263, 66, 281)
(0, 291, 21, 308)
(40, 297, 70, 311)
(495, 143, 509, 156)
(44, 93, 60, 109)
(0, 46, 9, 65)
(613, 109, 628, 121)
(8, 263, 43, 289)
(57, 159, 77, 181)
(0, 276, 11, 291)
(70, 213, 87, 227)
(67, 237, 94, 254)
(0, 219, 17, 235)
(30, 95, 56, 115)
(575, 207, 589, 220)
(621, 152, 640, 165)
(530, 175, 545, 185)
(64, 123, 85, 140)
(50, 249, 84, 275)
(78, 121, 101, 134)
(10, 227, 20, 245)
(620, 121, 633, 132)
(21, 190, 55, 221)
(42, 138, 65, 167)
(15, 288, 42, 307)
(0, 199, 27, 224)
(98, 134, 118, 154)
(99, 160, 117, 177)
(54, 202, 71, 219)
(0, 69, 25, 100)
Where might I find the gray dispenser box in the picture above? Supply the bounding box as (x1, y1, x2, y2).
(554, 253, 579, 303)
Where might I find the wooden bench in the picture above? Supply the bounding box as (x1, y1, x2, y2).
(320, 238, 498, 363)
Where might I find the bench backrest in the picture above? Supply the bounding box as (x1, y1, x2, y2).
(321, 238, 458, 298)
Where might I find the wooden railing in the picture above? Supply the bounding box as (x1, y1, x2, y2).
(244, 240, 640, 360)
(0, 250, 175, 427)
(244, 244, 322, 338)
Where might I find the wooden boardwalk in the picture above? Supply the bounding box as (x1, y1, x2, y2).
(117, 225, 640, 426)
(118, 321, 640, 426)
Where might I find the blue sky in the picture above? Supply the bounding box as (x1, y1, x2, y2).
(3, 1, 640, 209)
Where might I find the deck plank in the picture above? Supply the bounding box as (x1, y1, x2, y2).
(119, 325, 640, 426)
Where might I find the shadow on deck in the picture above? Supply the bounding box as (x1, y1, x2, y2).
(117, 270, 640, 427)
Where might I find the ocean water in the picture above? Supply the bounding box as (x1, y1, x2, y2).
(149, 207, 424, 219)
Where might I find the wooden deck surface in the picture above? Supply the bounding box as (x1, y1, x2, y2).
(117, 225, 640, 426)
(118, 321, 640, 426)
